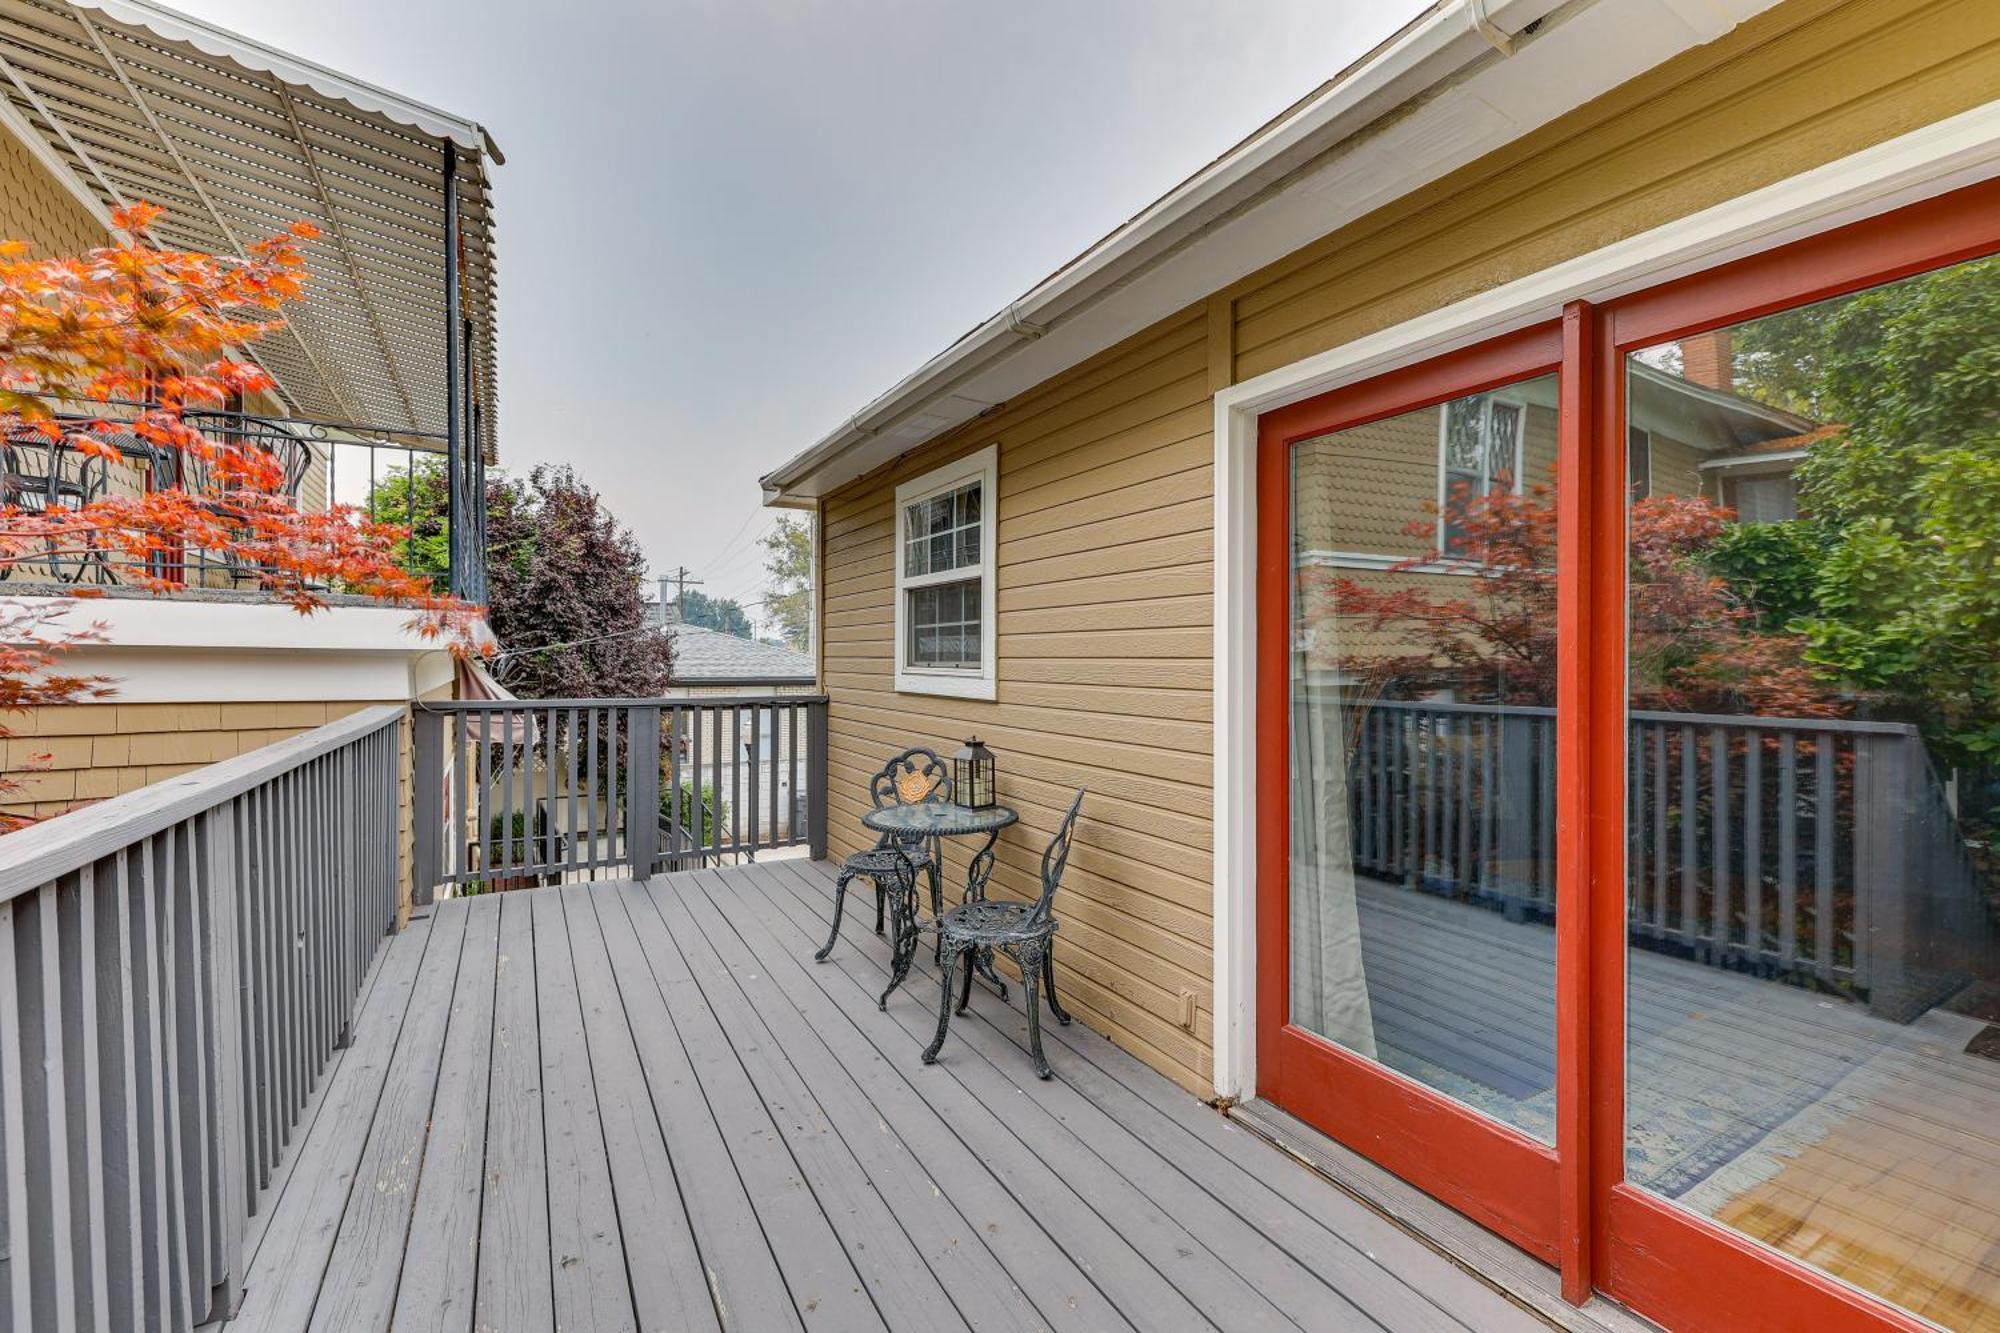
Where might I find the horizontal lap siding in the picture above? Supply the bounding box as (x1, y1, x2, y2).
(818, 0, 2000, 1096)
(823, 306, 1218, 1093)
(1229, 0, 2000, 381)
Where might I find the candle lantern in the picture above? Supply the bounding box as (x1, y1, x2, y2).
(952, 736, 996, 809)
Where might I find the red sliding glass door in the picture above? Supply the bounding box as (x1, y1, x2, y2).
(1257, 177, 2000, 1332)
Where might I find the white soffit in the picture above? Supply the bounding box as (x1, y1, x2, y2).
(0, 0, 499, 456)
(761, 0, 1784, 504)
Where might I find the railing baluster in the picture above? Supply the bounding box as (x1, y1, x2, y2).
(749, 705, 763, 859)
(730, 705, 743, 860)
(1743, 729, 1763, 963)
(666, 706, 684, 868)
(1777, 731, 1798, 970)
(1679, 724, 1698, 941)
(1709, 725, 1729, 957)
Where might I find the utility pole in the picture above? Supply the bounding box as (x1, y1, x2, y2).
(659, 565, 703, 614)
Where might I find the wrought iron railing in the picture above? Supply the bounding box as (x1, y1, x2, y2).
(0, 403, 485, 598)
(1312, 695, 1996, 1020)
(0, 704, 404, 1328)
(411, 695, 830, 901)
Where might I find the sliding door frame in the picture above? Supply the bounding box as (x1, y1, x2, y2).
(1256, 321, 1566, 1262)
(1584, 174, 2000, 1333)
(1251, 171, 2000, 1332)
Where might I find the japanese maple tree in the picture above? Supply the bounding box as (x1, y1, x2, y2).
(1301, 473, 1846, 718)
(0, 202, 481, 818)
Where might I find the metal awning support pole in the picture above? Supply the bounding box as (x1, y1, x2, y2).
(443, 139, 465, 599)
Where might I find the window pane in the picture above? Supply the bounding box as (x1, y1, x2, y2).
(961, 482, 981, 526)
(907, 578, 980, 669)
(1624, 254, 2000, 1327)
(1288, 370, 1560, 1144)
(905, 536, 925, 577)
(1487, 402, 1521, 487)
(958, 523, 980, 568)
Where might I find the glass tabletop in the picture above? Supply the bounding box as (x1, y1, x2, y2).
(861, 802, 1018, 837)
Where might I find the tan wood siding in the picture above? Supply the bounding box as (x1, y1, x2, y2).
(818, 0, 2000, 1095)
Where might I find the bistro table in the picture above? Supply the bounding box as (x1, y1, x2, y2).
(862, 800, 1018, 1005)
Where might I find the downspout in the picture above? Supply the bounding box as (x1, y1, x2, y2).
(1466, 0, 1517, 55)
(442, 139, 464, 599)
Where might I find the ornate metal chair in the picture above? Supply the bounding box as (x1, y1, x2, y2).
(0, 428, 116, 584)
(924, 789, 1085, 1080)
(815, 746, 951, 970)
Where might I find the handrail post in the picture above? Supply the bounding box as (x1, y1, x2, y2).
(204, 798, 247, 1320)
(807, 699, 828, 862)
(629, 705, 661, 880)
(411, 708, 443, 908)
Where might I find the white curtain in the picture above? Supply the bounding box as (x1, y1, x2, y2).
(1289, 687, 1376, 1057)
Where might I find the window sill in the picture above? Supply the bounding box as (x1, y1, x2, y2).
(895, 670, 996, 702)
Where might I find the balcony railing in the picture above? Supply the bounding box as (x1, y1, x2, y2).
(1315, 696, 1997, 1020)
(0, 404, 485, 599)
(411, 695, 830, 901)
(0, 704, 403, 1328)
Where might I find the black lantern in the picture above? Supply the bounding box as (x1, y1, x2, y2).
(952, 736, 996, 809)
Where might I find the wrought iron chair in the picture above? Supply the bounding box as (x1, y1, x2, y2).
(924, 789, 1085, 1080)
(815, 747, 951, 974)
(0, 428, 117, 584)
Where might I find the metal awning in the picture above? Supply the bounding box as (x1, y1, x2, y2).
(0, 0, 499, 459)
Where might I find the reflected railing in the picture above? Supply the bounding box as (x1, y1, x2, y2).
(1312, 694, 1997, 1022)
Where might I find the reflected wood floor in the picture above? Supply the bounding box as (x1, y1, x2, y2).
(219, 860, 1540, 1332)
(1355, 879, 2000, 1331)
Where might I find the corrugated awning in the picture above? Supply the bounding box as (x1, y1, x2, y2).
(0, 0, 498, 459)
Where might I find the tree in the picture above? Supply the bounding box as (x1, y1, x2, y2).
(365, 455, 450, 583)
(1732, 254, 2000, 767)
(1304, 474, 1845, 718)
(761, 513, 812, 652)
(0, 203, 477, 822)
(679, 588, 752, 638)
(484, 464, 671, 699)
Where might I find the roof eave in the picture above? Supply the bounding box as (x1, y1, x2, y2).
(761, 0, 1786, 506)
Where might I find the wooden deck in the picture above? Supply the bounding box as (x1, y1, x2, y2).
(1355, 878, 2000, 1330)
(218, 859, 1544, 1332)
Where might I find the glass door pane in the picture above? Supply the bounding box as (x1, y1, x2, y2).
(1289, 371, 1560, 1142)
(1623, 257, 2000, 1328)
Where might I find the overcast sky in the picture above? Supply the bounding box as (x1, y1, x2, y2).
(170, 0, 1417, 626)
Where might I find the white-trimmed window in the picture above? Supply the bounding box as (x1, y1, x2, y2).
(894, 445, 996, 699)
(1436, 392, 1525, 555)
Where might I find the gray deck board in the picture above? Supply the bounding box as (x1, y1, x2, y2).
(675, 868, 1118, 1333)
(530, 889, 633, 1331)
(391, 896, 500, 1333)
(758, 861, 1513, 1333)
(473, 892, 552, 1331)
(227, 861, 1548, 1333)
(559, 885, 718, 1332)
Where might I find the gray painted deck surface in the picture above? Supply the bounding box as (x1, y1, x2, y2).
(221, 859, 1542, 1332)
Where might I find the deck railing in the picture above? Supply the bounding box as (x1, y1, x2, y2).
(411, 694, 829, 902)
(1318, 696, 1995, 1019)
(0, 703, 403, 1329)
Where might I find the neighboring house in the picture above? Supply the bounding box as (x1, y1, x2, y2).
(666, 621, 817, 695)
(0, 1, 499, 831)
(759, 2, 2000, 1328)
(664, 618, 818, 849)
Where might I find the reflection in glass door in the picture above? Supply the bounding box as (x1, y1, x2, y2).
(1288, 371, 1561, 1142)
(1622, 257, 2000, 1328)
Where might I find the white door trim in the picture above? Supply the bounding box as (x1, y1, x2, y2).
(1207, 96, 2000, 1101)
